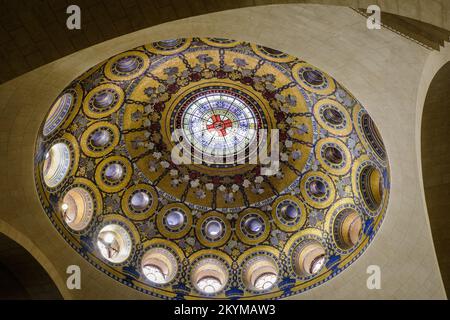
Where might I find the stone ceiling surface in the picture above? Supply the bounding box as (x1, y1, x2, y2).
(0, 0, 449, 84)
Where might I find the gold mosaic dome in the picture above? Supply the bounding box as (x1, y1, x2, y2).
(34, 38, 390, 299)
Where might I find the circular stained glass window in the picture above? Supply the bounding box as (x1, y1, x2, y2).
(97, 224, 132, 264)
(43, 142, 71, 188)
(174, 88, 265, 167)
(141, 247, 178, 285)
(243, 255, 278, 292)
(61, 187, 94, 231)
(43, 93, 73, 136)
(192, 258, 228, 295)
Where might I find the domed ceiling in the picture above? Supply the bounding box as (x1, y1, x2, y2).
(34, 38, 390, 299)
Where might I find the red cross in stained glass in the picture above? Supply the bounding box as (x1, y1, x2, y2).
(207, 114, 233, 136)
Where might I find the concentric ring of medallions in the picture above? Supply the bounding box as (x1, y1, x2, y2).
(34, 38, 391, 300)
(315, 138, 352, 176)
(42, 134, 79, 192)
(353, 104, 387, 162)
(324, 198, 363, 253)
(140, 239, 183, 288)
(94, 155, 132, 193)
(94, 214, 139, 266)
(300, 171, 336, 209)
(237, 247, 280, 294)
(156, 203, 193, 239)
(104, 50, 150, 81)
(59, 177, 103, 234)
(195, 211, 231, 247)
(236, 208, 270, 245)
(292, 62, 336, 95)
(313, 98, 352, 136)
(145, 38, 192, 55)
(200, 38, 240, 48)
(83, 83, 125, 119)
(171, 86, 266, 168)
(80, 121, 120, 157)
(250, 44, 295, 63)
(271, 195, 307, 232)
(43, 85, 83, 137)
(121, 184, 158, 220)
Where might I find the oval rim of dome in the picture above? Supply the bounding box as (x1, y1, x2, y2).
(34, 37, 390, 300)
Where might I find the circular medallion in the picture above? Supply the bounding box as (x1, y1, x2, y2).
(251, 44, 295, 63)
(236, 209, 270, 245)
(43, 85, 82, 137)
(80, 121, 120, 157)
(41, 134, 79, 192)
(240, 250, 280, 293)
(95, 156, 133, 193)
(157, 203, 193, 239)
(95, 215, 138, 265)
(195, 211, 231, 247)
(313, 98, 352, 136)
(121, 184, 158, 220)
(189, 251, 231, 297)
(292, 62, 336, 95)
(201, 38, 240, 48)
(105, 51, 150, 81)
(301, 171, 336, 209)
(272, 195, 307, 232)
(145, 38, 192, 55)
(324, 198, 363, 253)
(352, 157, 387, 216)
(353, 105, 387, 162)
(83, 84, 125, 119)
(315, 138, 352, 176)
